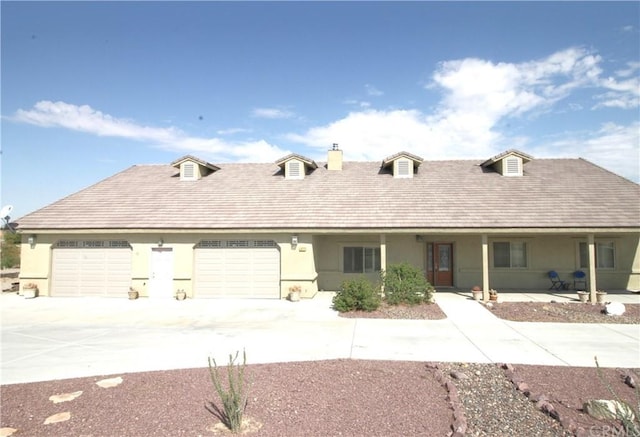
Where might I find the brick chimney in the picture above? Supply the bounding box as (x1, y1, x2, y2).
(327, 143, 343, 171)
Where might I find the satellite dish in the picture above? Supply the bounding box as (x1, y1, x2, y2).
(1, 205, 15, 232)
(0, 205, 13, 219)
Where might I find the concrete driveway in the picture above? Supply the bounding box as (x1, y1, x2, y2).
(1, 291, 639, 385)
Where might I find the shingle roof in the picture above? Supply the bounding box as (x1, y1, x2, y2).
(16, 157, 640, 230)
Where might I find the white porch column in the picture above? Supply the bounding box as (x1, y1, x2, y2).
(482, 234, 490, 300)
(380, 234, 387, 271)
(380, 234, 387, 293)
(588, 234, 597, 303)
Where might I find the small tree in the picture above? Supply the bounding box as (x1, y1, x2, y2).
(382, 262, 434, 305)
(332, 277, 381, 312)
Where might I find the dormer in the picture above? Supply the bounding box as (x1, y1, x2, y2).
(275, 154, 318, 180)
(381, 151, 424, 178)
(171, 155, 220, 181)
(481, 150, 533, 177)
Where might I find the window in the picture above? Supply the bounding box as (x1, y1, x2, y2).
(493, 242, 527, 268)
(579, 242, 615, 269)
(343, 247, 381, 273)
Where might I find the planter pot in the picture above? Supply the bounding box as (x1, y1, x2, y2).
(596, 292, 607, 304)
(472, 291, 482, 301)
(289, 291, 301, 302)
(489, 294, 498, 302)
(176, 291, 187, 301)
(128, 291, 139, 300)
(577, 292, 589, 303)
(23, 288, 38, 299)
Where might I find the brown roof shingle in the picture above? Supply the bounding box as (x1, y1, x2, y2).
(16, 158, 640, 230)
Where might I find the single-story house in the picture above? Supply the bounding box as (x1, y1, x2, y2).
(15, 148, 640, 300)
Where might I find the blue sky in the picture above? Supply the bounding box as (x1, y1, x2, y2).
(2, 1, 639, 219)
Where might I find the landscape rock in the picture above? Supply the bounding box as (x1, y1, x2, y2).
(625, 374, 636, 388)
(605, 302, 625, 316)
(0, 428, 17, 437)
(449, 370, 468, 380)
(49, 390, 83, 403)
(96, 376, 123, 388)
(43, 412, 71, 425)
(583, 399, 636, 422)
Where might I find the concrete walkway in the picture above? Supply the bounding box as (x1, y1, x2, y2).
(1, 291, 639, 385)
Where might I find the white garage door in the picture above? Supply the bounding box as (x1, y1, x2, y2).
(51, 240, 132, 297)
(194, 240, 280, 298)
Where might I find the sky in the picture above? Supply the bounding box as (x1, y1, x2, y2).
(1, 1, 639, 219)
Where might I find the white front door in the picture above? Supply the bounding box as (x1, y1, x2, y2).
(149, 248, 173, 298)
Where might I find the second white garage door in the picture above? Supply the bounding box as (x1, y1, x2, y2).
(194, 240, 280, 298)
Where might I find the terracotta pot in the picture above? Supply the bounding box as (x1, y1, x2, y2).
(577, 292, 589, 303)
(489, 294, 498, 301)
(596, 292, 607, 304)
(128, 291, 139, 300)
(176, 291, 187, 301)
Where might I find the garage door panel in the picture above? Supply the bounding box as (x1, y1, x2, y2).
(195, 241, 280, 298)
(52, 245, 131, 297)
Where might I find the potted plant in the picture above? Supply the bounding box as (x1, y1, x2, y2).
(23, 282, 38, 299)
(577, 290, 589, 303)
(596, 290, 607, 304)
(175, 289, 187, 300)
(128, 287, 139, 300)
(288, 285, 301, 302)
(489, 289, 498, 302)
(471, 285, 482, 301)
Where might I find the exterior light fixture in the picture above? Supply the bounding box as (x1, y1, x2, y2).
(158, 239, 164, 247)
(291, 235, 298, 247)
(28, 235, 36, 248)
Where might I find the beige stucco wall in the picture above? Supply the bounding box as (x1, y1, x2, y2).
(17, 230, 639, 297)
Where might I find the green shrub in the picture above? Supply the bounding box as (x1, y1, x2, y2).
(332, 277, 381, 312)
(208, 350, 249, 433)
(1, 232, 20, 269)
(382, 262, 434, 305)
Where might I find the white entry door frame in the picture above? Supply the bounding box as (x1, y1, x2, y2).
(149, 247, 173, 298)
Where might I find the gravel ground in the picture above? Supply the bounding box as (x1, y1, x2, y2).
(2, 301, 639, 437)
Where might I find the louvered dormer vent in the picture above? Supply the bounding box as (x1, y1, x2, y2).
(381, 151, 424, 179)
(481, 150, 532, 177)
(171, 155, 220, 181)
(275, 153, 318, 180)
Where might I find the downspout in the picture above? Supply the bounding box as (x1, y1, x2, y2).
(482, 234, 490, 301)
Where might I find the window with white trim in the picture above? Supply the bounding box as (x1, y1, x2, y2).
(343, 247, 381, 273)
(579, 242, 615, 269)
(493, 242, 527, 268)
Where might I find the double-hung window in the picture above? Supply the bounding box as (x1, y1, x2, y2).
(579, 242, 615, 269)
(343, 247, 381, 273)
(493, 242, 527, 268)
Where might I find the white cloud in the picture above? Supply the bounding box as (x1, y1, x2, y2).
(251, 107, 295, 119)
(365, 84, 384, 96)
(12, 101, 289, 162)
(532, 122, 639, 182)
(593, 62, 640, 109)
(287, 48, 638, 175)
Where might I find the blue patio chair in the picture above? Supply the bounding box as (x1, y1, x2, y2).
(573, 270, 587, 291)
(548, 271, 567, 290)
